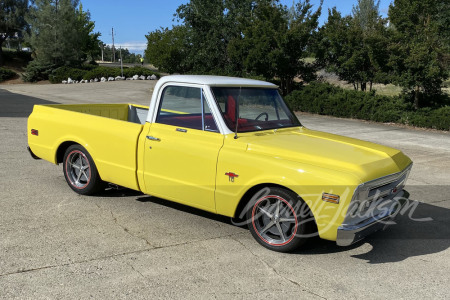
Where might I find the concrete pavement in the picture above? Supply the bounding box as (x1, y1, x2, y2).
(0, 81, 448, 299)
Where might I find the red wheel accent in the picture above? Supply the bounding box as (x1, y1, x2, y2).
(65, 150, 91, 189)
(251, 195, 298, 246)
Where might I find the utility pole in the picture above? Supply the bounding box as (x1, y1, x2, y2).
(119, 47, 123, 77)
(111, 27, 115, 63)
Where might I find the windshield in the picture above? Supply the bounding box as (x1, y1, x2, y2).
(211, 87, 301, 133)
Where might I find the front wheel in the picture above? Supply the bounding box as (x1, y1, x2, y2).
(246, 187, 315, 252)
(63, 145, 104, 195)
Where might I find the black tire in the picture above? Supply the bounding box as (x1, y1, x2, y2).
(246, 187, 315, 252)
(63, 145, 105, 195)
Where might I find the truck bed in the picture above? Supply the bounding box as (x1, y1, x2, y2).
(44, 103, 149, 124)
(28, 104, 149, 191)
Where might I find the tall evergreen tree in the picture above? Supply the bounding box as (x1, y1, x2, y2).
(24, 0, 101, 81)
(26, 0, 80, 66)
(352, 0, 380, 31)
(0, 0, 29, 66)
(315, 2, 389, 91)
(75, 3, 101, 62)
(388, 0, 449, 109)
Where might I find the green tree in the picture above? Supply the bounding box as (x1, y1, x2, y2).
(145, 26, 189, 73)
(0, 0, 29, 66)
(26, 0, 80, 66)
(24, 0, 101, 81)
(315, 2, 389, 91)
(174, 0, 255, 74)
(146, 0, 321, 94)
(388, 0, 449, 109)
(230, 0, 322, 94)
(352, 0, 380, 31)
(75, 3, 101, 62)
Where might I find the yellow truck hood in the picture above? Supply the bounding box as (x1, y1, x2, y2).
(244, 127, 412, 183)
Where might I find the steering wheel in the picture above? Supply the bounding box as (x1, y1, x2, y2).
(255, 112, 269, 121)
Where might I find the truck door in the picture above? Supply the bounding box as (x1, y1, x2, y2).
(142, 85, 224, 212)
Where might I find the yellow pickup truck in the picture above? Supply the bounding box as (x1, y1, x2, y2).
(27, 75, 412, 252)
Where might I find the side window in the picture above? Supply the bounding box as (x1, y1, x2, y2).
(156, 86, 218, 132)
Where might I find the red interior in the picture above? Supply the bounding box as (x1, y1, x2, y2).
(158, 114, 217, 131)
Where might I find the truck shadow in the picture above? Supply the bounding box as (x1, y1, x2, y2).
(0, 89, 59, 117)
(93, 187, 144, 198)
(296, 200, 450, 264)
(136, 195, 233, 225)
(135, 192, 449, 264)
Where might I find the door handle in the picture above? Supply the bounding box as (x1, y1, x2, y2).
(146, 136, 161, 141)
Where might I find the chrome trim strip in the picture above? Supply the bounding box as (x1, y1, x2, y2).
(352, 163, 412, 202)
(146, 136, 161, 141)
(363, 163, 412, 188)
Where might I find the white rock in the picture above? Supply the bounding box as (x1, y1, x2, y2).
(101, 77, 107, 82)
(94, 78, 99, 82)
(108, 77, 115, 81)
(150, 74, 157, 80)
(67, 78, 73, 84)
(139, 75, 146, 80)
(62, 80, 67, 84)
(133, 75, 139, 80)
(146, 75, 152, 80)
(90, 79, 94, 83)
(75, 81, 79, 84)
(115, 76, 125, 81)
(126, 77, 132, 80)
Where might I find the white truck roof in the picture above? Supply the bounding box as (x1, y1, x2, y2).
(156, 75, 277, 88)
(147, 75, 278, 130)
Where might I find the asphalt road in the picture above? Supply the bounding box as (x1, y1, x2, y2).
(0, 81, 449, 299)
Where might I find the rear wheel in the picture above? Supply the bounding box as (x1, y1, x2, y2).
(247, 187, 314, 252)
(63, 145, 104, 195)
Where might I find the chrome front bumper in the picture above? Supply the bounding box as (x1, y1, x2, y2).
(336, 190, 409, 246)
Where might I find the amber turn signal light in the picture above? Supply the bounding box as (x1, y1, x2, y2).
(322, 193, 340, 204)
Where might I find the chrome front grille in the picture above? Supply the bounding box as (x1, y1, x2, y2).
(342, 164, 412, 226)
(356, 164, 412, 202)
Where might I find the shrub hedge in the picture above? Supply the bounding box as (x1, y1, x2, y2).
(285, 81, 450, 131)
(0, 67, 16, 82)
(47, 66, 160, 84)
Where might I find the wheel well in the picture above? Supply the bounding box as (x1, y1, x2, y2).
(56, 141, 78, 164)
(233, 183, 294, 219)
(233, 183, 317, 230)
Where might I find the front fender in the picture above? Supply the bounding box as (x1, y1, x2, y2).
(215, 143, 360, 241)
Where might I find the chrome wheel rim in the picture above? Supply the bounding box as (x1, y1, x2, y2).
(65, 150, 91, 189)
(252, 195, 298, 246)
